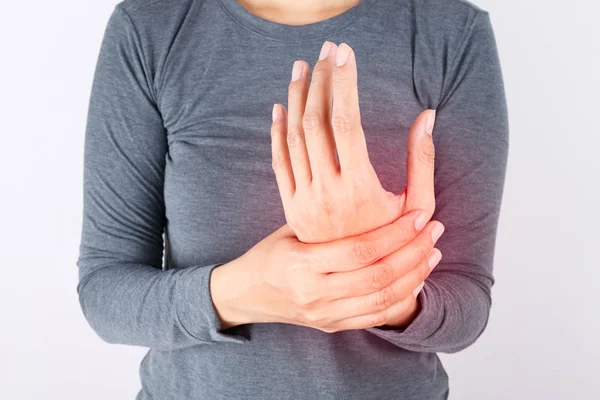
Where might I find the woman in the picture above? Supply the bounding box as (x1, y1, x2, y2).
(77, 0, 508, 398)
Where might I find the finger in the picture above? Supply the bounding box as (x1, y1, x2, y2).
(287, 60, 312, 187)
(302, 41, 339, 180)
(331, 43, 369, 173)
(309, 208, 430, 274)
(271, 104, 294, 203)
(404, 109, 437, 216)
(413, 281, 425, 298)
(311, 246, 441, 333)
(323, 295, 415, 333)
(322, 220, 443, 298)
(376, 220, 443, 283)
(385, 247, 441, 304)
(325, 246, 441, 322)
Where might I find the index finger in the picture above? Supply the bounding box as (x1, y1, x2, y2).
(307, 208, 428, 273)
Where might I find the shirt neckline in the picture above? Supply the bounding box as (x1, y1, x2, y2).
(218, 0, 376, 42)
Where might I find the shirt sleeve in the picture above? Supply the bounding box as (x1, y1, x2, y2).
(76, 5, 250, 351)
(366, 10, 509, 353)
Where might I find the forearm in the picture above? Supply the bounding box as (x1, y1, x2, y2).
(77, 262, 250, 350)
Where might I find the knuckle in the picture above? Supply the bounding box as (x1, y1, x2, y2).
(389, 215, 412, 236)
(416, 242, 431, 260)
(316, 186, 335, 214)
(374, 287, 395, 311)
(311, 65, 329, 81)
(353, 240, 378, 265)
(352, 190, 369, 209)
(307, 255, 326, 275)
(396, 224, 412, 242)
(418, 260, 431, 281)
(271, 154, 283, 171)
(288, 78, 302, 93)
(371, 313, 388, 327)
(287, 125, 303, 148)
(332, 72, 350, 86)
(302, 246, 330, 274)
(370, 263, 394, 289)
(331, 112, 354, 135)
(302, 310, 322, 324)
(418, 141, 436, 165)
(291, 287, 313, 307)
(321, 194, 335, 214)
(302, 110, 323, 132)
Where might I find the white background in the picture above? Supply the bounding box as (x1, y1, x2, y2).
(1, 0, 598, 399)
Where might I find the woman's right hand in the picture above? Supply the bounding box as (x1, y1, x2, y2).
(210, 209, 443, 333)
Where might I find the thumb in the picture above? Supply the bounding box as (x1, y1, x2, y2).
(404, 109, 436, 216)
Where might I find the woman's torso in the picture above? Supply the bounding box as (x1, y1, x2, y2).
(126, 0, 476, 398)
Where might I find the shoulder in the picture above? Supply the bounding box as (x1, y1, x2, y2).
(103, 0, 209, 98)
(411, 0, 489, 37)
(429, 0, 487, 14)
(378, 0, 491, 53)
(109, 0, 219, 41)
(415, 0, 487, 18)
(106, 0, 208, 55)
(114, 0, 197, 17)
(398, 0, 494, 108)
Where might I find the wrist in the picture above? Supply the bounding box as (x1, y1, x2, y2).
(209, 257, 258, 329)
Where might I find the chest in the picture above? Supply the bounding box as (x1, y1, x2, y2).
(158, 36, 422, 266)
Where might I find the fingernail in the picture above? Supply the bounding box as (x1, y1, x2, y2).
(427, 249, 442, 270)
(414, 211, 428, 231)
(425, 109, 436, 135)
(272, 104, 281, 122)
(291, 61, 303, 82)
(319, 41, 332, 60)
(413, 282, 424, 297)
(336, 43, 351, 67)
(431, 223, 444, 242)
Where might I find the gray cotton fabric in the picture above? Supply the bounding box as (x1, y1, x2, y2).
(76, 0, 509, 398)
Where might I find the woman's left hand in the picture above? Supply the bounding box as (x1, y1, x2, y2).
(271, 41, 437, 244)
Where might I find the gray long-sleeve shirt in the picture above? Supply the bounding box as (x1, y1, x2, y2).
(77, 0, 509, 398)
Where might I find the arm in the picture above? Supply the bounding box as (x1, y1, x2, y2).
(366, 10, 509, 353)
(76, 5, 249, 351)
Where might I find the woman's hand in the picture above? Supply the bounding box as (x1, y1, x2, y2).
(271, 41, 437, 243)
(210, 210, 444, 332)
